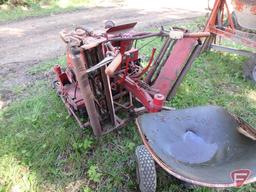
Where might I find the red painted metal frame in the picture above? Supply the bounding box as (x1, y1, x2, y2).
(121, 75, 156, 112)
(54, 22, 209, 135)
(152, 38, 198, 99)
(116, 37, 203, 112)
(205, 0, 256, 48)
(57, 31, 206, 114)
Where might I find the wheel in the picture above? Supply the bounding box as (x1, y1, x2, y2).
(51, 79, 58, 89)
(231, 12, 240, 30)
(135, 145, 157, 192)
(51, 80, 62, 96)
(104, 20, 115, 29)
(243, 55, 256, 83)
(252, 64, 256, 83)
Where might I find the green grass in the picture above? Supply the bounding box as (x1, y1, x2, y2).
(0, 0, 91, 23)
(28, 56, 66, 75)
(0, 21, 256, 191)
(171, 52, 255, 125)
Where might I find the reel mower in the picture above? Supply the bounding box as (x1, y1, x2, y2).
(52, 2, 256, 190)
(53, 22, 209, 136)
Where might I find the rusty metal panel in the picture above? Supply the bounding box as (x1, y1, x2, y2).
(71, 48, 102, 136)
(152, 38, 197, 99)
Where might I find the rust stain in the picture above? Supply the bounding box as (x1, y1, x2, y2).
(251, 5, 256, 15)
(233, 0, 246, 12)
(236, 116, 256, 140)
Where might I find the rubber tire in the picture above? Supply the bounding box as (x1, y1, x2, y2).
(252, 64, 256, 83)
(243, 55, 256, 83)
(51, 79, 58, 89)
(135, 145, 157, 192)
(104, 20, 115, 29)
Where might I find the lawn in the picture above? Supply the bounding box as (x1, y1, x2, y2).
(0, 20, 256, 191)
(0, 0, 91, 23)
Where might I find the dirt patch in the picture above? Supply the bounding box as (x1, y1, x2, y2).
(0, 5, 206, 106)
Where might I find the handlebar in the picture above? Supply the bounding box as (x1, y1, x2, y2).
(107, 31, 210, 42)
(104, 31, 210, 76)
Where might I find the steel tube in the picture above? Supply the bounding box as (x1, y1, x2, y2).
(71, 47, 102, 137)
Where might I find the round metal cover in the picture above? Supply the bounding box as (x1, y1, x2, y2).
(136, 105, 256, 187)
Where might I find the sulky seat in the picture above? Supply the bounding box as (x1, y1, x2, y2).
(136, 105, 256, 187)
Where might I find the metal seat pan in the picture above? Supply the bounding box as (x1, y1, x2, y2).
(136, 105, 256, 187)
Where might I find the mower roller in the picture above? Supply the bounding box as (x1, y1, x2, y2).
(52, 2, 256, 190)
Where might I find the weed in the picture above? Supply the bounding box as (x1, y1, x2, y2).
(72, 136, 94, 153)
(87, 165, 102, 183)
(83, 186, 93, 192)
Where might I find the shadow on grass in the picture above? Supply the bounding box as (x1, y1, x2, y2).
(0, 81, 84, 191)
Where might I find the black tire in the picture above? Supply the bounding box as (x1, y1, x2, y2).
(243, 55, 256, 83)
(135, 145, 157, 192)
(252, 64, 256, 83)
(51, 80, 61, 96)
(51, 79, 58, 89)
(104, 20, 115, 29)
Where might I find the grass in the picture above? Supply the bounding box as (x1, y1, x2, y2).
(0, 0, 91, 23)
(170, 52, 255, 124)
(0, 20, 256, 191)
(28, 56, 66, 75)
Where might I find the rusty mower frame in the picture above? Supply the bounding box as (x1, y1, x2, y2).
(203, 0, 256, 82)
(203, 0, 256, 49)
(52, 2, 256, 191)
(53, 22, 209, 136)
